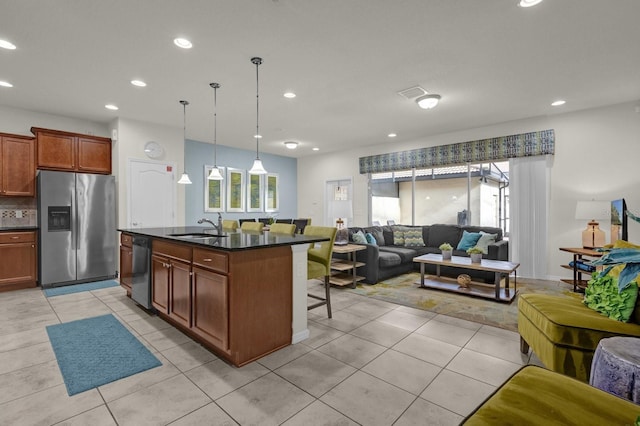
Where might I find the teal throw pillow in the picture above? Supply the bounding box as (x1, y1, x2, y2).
(365, 232, 377, 245)
(352, 230, 367, 244)
(404, 229, 425, 247)
(475, 231, 497, 254)
(456, 231, 482, 251)
(584, 272, 638, 322)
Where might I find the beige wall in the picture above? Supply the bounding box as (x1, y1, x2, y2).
(3, 101, 639, 281)
(298, 101, 640, 280)
(0, 105, 109, 139)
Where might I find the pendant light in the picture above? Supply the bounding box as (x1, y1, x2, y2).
(207, 83, 224, 180)
(248, 57, 267, 174)
(177, 100, 192, 184)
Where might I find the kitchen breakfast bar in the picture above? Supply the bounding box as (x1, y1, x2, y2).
(118, 226, 328, 367)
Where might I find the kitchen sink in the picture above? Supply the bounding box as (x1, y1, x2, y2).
(168, 233, 226, 239)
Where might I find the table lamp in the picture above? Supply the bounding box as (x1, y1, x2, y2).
(575, 200, 610, 248)
(331, 200, 353, 245)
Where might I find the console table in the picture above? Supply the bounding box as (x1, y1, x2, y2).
(413, 253, 519, 303)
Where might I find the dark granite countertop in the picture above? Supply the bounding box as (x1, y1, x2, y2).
(118, 226, 328, 251)
(0, 226, 39, 232)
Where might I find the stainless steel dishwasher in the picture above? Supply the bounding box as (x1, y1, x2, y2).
(131, 235, 153, 310)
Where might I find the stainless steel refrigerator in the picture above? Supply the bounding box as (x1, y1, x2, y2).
(37, 170, 116, 288)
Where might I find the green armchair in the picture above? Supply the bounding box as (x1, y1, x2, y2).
(519, 242, 640, 382)
(518, 292, 640, 382)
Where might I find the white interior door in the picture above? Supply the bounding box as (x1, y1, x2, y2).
(128, 159, 176, 228)
(325, 178, 353, 227)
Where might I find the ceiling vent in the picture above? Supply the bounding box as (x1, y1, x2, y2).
(397, 85, 427, 100)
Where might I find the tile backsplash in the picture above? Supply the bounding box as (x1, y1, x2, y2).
(0, 198, 37, 227)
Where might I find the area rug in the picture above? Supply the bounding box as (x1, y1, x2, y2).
(347, 273, 581, 331)
(43, 279, 119, 297)
(46, 314, 161, 395)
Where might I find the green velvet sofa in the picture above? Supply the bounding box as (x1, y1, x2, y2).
(518, 293, 640, 382)
(462, 365, 640, 425)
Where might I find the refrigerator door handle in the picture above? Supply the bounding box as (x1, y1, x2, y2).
(71, 193, 76, 250)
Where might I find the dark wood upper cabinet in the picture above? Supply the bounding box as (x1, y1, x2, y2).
(77, 136, 112, 174)
(31, 127, 112, 175)
(0, 133, 36, 197)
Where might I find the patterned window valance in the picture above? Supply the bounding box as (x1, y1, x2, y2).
(359, 129, 555, 174)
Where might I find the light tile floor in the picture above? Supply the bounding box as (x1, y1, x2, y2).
(0, 281, 544, 425)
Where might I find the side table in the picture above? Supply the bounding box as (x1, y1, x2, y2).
(590, 336, 640, 403)
(330, 244, 366, 288)
(559, 247, 603, 292)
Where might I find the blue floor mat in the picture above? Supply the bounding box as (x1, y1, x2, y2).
(46, 314, 162, 395)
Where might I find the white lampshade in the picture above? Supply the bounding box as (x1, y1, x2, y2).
(207, 167, 224, 180)
(575, 201, 609, 221)
(249, 158, 267, 174)
(331, 200, 353, 220)
(177, 173, 192, 185)
(416, 94, 441, 109)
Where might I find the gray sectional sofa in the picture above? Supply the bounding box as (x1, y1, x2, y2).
(341, 224, 508, 284)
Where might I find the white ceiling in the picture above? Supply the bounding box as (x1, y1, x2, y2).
(1, 0, 639, 158)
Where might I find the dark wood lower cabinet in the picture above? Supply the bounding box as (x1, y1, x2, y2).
(169, 259, 192, 328)
(144, 239, 292, 366)
(0, 231, 37, 292)
(192, 266, 229, 352)
(151, 254, 170, 313)
(119, 245, 132, 292)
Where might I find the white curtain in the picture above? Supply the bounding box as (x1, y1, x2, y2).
(509, 155, 552, 279)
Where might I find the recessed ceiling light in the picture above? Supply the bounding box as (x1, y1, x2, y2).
(518, 0, 543, 7)
(283, 92, 296, 98)
(416, 94, 441, 109)
(105, 104, 119, 110)
(284, 141, 298, 149)
(312, 147, 319, 151)
(173, 38, 192, 49)
(0, 81, 13, 88)
(131, 80, 147, 87)
(0, 39, 16, 50)
(388, 133, 397, 138)
(254, 134, 262, 139)
(551, 100, 566, 106)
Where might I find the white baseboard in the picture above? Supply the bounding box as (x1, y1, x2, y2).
(292, 329, 309, 344)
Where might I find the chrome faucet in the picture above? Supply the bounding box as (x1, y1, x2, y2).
(198, 213, 222, 233)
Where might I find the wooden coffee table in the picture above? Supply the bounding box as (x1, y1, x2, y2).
(413, 253, 520, 303)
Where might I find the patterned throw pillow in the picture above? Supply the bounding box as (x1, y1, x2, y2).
(352, 230, 367, 244)
(404, 228, 425, 247)
(393, 229, 405, 246)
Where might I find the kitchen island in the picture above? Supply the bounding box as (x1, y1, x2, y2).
(118, 226, 328, 367)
